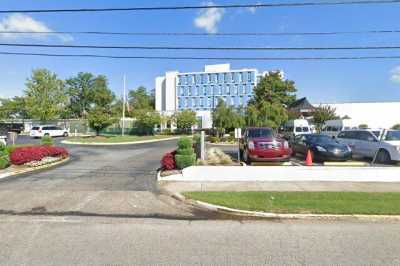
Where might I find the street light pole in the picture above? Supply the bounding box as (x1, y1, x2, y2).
(122, 74, 126, 136)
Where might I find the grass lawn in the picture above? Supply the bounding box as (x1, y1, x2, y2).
(67, 135, 177, 144)
(183, 191, 400, 215)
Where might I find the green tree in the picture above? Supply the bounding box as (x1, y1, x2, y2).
(173, 110, 197, 133)
(0, 97, 29, 120)
(66, 72, 96, 118)
(135, 110, 161, 135)
(90, 75, 115, 108)
(128, 86, 154, 113)
(212, 99, 245, 136)
(313, 105, 339, 131)
(87, 106, 117, 136)
(251, 71, 297, 106)
(24, 69, 67, 122)
(392, 124, 400, 130)
(359, 124, 369, 129)
(245, 72, 296, 128)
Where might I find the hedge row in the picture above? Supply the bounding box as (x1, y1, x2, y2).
(10, 146, 68, 165)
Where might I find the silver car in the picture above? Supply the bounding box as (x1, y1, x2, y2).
(336, 129, 400, 164)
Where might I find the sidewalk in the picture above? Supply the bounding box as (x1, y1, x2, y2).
(161, 181, 400, 193)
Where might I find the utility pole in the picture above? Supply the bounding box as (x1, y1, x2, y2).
(122, 74, 126, 136)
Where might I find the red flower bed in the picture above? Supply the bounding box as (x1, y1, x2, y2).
(161, 150, 177, 170)
(10, 146, 68, 165)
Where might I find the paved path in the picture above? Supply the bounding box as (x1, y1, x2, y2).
(0, 138, 205, 219)
(1, 216, 400, 265)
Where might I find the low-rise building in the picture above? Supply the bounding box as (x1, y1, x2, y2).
(155, 63, 281, 129)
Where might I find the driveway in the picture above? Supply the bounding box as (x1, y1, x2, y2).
(0, 137, 207, 219)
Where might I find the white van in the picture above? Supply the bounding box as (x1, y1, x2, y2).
(282, 119, 312, 139)
(30, 125, 69, 138)
(321, 119, 358, 137)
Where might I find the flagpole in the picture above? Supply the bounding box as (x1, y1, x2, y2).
(122, 74, 126, 136)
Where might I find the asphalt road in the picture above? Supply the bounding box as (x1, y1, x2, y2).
(1, 216, 400, 266)
(0, 136, 203, 219)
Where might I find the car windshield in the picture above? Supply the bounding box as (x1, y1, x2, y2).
(248, 128, 273, 138)
(385, 131, 400, 141)
(308, 135, 337, 144)
(32, 127, 40, 130)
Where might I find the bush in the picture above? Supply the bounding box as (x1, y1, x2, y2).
(41, 135, 53, 146)
(161, 128, 173, 135)
(392, 124, 400, 130)
(206, 148, 233, 165)
(0, 156, 9, 169)
(177, 137, 193, 150)
(161, 151, 177, 170)
(175, 154, 196, 169)
(10, 146, 68, 165)
(177, 148, 194, 156)
(207, 136, 220, 143)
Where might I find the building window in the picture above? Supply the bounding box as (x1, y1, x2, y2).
(207, 86, 212, 95)
(239, 96, 244, 105)
(224, 73, 229, 83)
(187, 87, 192, 96)
(248, 72, 252, 82)
(238, 73, 243, 83)
(202, 74, 207, 84)
(195, 86, 199, 96)
(218, 73, 224, 83)
(226, 85, 230, 95)
(246, 84, 252, 94)
(233, 85, 238, 95)
(218, 85, 222, 95)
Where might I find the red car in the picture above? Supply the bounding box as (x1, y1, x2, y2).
(239, 127, 292, 164)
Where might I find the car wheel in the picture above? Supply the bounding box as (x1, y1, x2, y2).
(63, 132, 68, 137)
(376, 149, 391, 164)
(44, 133, 50, 137)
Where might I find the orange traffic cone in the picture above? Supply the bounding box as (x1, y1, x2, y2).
(305, 150, 313, 166)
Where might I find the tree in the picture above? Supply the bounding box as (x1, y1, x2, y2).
(87, 106, 117, 136)
(0, 97, 29, 120)
(359, 124, 369, 129)
(135, 110, 161, 135)
(128, 86, 154, 113)
(392, 124, 400, 130)
(173, 110, 197, 133)
(245, 102, 288, 128)
(313, 105, 339, 131)
(212, 99, 244, 136)
(245, 72, 296, 128)
(251, 71, 297, 107)
(90, 75, 115, 109)
(24, 69, 67, 122)
(66, 72, 96, 118)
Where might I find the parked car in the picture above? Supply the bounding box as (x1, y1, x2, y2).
(239, 127, 292, 164)
(30, 125, 69, 138)
(282, 119, 312, 140)
(291, 134, 352, 162)
(336, 129, 400, 164)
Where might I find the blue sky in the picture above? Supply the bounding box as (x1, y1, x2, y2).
(0, 0, 399, 103)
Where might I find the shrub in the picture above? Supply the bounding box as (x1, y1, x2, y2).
(175, 154, 196, 169)
(10, 146, 68, 165)
(0, 156, 9, 169)
(161, 128, 173, 135)
(41, 135, 54, 146)
(177, 137, 193, 150)
(177, 148, 195, 156)
(392, 124, 400, 130)
(206, 148, 233, 165)
(175, 136, 196, 169)
(161, 151, 177, 170)
(359, 124, 369, 129)
(207, 136, 220, 143)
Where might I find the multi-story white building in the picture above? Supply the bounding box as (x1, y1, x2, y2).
(155, 63, 281, 129)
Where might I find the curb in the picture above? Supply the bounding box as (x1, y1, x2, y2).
(61, 136, 180, 146)
(168, 189, 400, 221)
(206, 141, 238, 146)
(0, 157, 70, 180)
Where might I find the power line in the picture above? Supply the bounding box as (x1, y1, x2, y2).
(1, 30, 400, 36)
(2, 42, 400, 51)
(1, 51, 400, 61)
(0, 0, 398, 13)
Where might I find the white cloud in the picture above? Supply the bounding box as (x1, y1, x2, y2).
(194, 2, 225, 34)
(0, 13, 73, 42)
(390, 66, 400, 83)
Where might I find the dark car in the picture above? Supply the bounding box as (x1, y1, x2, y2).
(0, 123, 24, 134)
(239, 127, 292, 164)
(291, 134, 352, 162)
